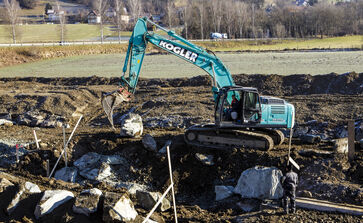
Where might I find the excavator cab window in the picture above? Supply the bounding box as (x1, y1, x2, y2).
(242, 92, 261, 122)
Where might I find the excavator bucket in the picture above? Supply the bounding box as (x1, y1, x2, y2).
(101, 87, 132, 128)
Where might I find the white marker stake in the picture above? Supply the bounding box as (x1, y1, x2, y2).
(167, 145, 178, 223)
(289, 157, 300, 170)
(33, 130, 40, 149)
(49, 115, 83, 178)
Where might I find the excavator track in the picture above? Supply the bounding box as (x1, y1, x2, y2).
(184, 124, 274, 151)
(254, 129, 285, 146)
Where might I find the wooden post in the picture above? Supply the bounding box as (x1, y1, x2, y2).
(348, 120, 355, 161)
(63, 125, 67, 167)
(46, 159, 50, 177)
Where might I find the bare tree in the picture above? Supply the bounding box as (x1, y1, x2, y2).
(196, 0, 205, 39)
(93, 0, 108, 43)
(4, 0, 20, 44)
(210, 0, 223, 32)
(128, 0, 142, 25)
(180, 1, 189, 38)
(224, 0, 235, 38)
(236, 1, 249, 38)
(56, 1, 66, 43)
(114, 0, 124, 43)
(166, 0, 174, 29)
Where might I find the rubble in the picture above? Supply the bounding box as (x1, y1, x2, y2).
(136, 190, 171, 212)
(0, 119, 13, 126)
(72, 188, 102, 216)
(120, 113, 143, 137)
(54, 167, 78, 183)
(195, 153, 214, 166)
(300, 134, 321, 144)
(144, 115, 203, 128)
(6, 182, 41, 214)
(16, 111, 67, 128)
(0, 178, 14, 192)
(34, 190, 74, 219)
(215, 185, 234, 201)
(234, 166, 283, 200)
(333, 138, 348, 154)
(79, 162, 112, 181)
(103, 192, 137, 222)
(142, 134, 157, 152)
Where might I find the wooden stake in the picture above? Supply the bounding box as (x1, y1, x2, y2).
(46, 159, 50, 177)
(348, 120, 355, 161)
(63, 125, 67, 167)
(287, 127, 294, 165)
(167, 145, 178, 223)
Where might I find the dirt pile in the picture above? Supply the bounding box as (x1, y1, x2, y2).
(0, 74, 362, 222)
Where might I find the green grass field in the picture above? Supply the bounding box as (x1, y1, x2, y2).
(0, 24, 132, 43)
(0, 51, 362, 78)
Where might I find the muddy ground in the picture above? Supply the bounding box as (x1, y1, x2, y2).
(0, 73, 362, 222)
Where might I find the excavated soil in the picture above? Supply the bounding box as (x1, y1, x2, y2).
(0, 73, 362, 222)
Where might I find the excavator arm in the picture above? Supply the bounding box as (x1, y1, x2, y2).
(102, 17, 236, 127)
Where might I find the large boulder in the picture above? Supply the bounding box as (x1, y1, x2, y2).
(234, 166, 283, 200)
(136, 190, 171, 212)
(142, 134, 157, 152)
(103, 192, 137, 222)
(73, 188, 102, 216)
(54, 167, 78, 183)
(34, 190, 74, 219)
(120, 113, 143, 137)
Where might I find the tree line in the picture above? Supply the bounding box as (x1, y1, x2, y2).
(1, 0, 363, 44)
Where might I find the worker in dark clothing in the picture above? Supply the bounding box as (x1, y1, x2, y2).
(281, 164, 298, 214)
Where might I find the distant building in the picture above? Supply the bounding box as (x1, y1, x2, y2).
(47, 10, 65, 22)
(88, 10, 101, 24)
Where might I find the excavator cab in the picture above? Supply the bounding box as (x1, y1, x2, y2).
(215, 86, 262, 127)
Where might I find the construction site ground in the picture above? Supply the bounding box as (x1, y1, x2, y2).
(0, 73, 362, 222)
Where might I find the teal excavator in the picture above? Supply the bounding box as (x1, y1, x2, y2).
(102, 17, 295, 150)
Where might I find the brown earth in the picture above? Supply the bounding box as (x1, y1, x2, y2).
(0, 73, 362, 222)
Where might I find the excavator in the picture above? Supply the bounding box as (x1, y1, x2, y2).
(102, 17, 295, 151)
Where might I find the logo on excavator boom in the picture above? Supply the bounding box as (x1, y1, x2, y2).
(158, 40, 199, 63)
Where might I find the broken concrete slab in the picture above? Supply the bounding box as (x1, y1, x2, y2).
(54, 167, 78, 183)
(34, 190, 74, 219)
(101, 154, 128, 165)
(234, 166, 283, 200)
(72, 188, 102, 216)
(79, 162, 112, 181)
(296, 197, 363, 216)
(7, 182, 41, 215)
(0, 178, 14, 192)
(120, 113, 143, 137)
(142, 134, 157, 152)
(103, 192, 138, 222)
(300, 134, 321, 144)
(0, 119, 13, 126)
(25, 181, 41, 193)
(73, 152, 101, 170)
(136, 190, 171, 212)
(215, 185, 234, 201)
(333, 138, 348, 154)
(195, 153, 214, 166)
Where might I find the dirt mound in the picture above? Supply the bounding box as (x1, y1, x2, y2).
(1, 72, 362, 96)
